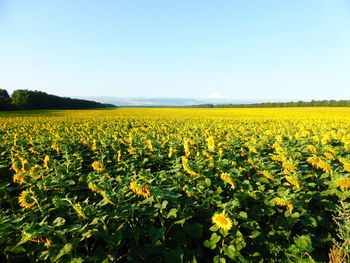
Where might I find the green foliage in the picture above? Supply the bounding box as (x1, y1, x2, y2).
(0, 108, 349, 262)
(11, 89, 30, 108)
(0, 89, 11, 110)
(10, 89, 114, 110)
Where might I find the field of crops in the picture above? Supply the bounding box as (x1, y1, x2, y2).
(1, 108, 350, 262)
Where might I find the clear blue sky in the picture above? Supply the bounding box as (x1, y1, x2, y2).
(1, 0, 350, 101)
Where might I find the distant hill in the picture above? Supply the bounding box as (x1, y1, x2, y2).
(75, 96, 350, 108)
(212, 100, 350, 108)
(0, 89, 116, 110)
(74, 96, 258, 107)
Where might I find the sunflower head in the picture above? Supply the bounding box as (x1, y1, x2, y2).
(335, 179, 350, 191)
(92, 161, 104, 172)
(220, 173, 235, 189)
(18, 190, 36, 208)
(129, 181, 151, 198)
(212, 212, 233, 231)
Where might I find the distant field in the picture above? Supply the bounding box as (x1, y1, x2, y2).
(1, 108, 350, 262)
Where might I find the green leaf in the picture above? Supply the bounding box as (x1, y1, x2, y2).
(209, 225, 219, 232)
(204, 233, 221, 249)
(54, 243, 73, 261)
(10, 245, 26, 254)
(52, 217, 66, 227)
(293, 235, 313, 252)
(167, 208, 177, 218)
(149, 226, 166, 243)
(223, 245, 236, 259)
(205, 178, 211, 187)
(185, 223, 203, 238)
(161, 200, 168, 209)
(213, 255, 226, 263)
(71, 258, 84, 263)
(238, 211, 248, 220)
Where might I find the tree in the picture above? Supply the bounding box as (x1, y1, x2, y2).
(0, 89, 11, 110)
(11, 89, 30, 108)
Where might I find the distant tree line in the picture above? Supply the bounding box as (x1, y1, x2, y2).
(186, 100, 350, 108)
(0, 89, 115, 110)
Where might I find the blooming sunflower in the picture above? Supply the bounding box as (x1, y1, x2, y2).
(207, 136, 215, 152)
(285, 176, 301, 188)
(274, 198, 293, 211)
(18, 190, 36, 208)
(92, 161, 104, 172)
(181, 156, 197, 176)
(282, 162, 297, 171)
(211, 212, 233, 231)
(220, 173, 235, 189)
(129, 181, 151, 198)
(257, 170, 275, 181)
(335, 179, 350, 191)
(13, 174, 26, 184)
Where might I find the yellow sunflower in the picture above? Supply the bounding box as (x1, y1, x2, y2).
(129, 181, 151, 198)
(207, 136, 215, 152)
(274, 198, 293, 211)
(335, 179, 350, 191)
(18, 190, 36, 208)
(92, 161, 104, 172)
(211, 212, 233, 231)
(220, 173, 235, 189)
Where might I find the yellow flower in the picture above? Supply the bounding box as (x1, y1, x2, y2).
(343, 164, 350, 173)
(207, 136, 215, 152)
(339, 158, 348, 165)
(43, 155, 50, 170)
(20, 158, 28, 172)
(220, 173, 235, 189)
(335, 179, 350, 191)
(13, 174, 26, 184)
(92, 161, 104, 172)
(11, 162, 21, 173)
(285, 176, 301, 188)
(275, 135, 283, 142)
(270, 154, 286, 163)
(117, 150, 122, 162)
(72, 153, 82, 159)
(212, 212, 233, 231)
(129, 181, 151, 198)
(282, 162, 297, 171)
(257, 170, 275, 181)
(248, 146, 257, 153)
(183, 137, 191, 156)
(321, 135, 331, 144)
(274, 198, 293, 211)
(182, 156, 197, 176)
(324, 152, 334, 161)
(51, 144, 60, 152)
(28, 147, 41, 155)
(29, 164, 41, 174)
(18, 190, 35, 208)
(168, 147, 174, 158)
(147, 139, 154, 152)
(307, 156, 331, 173)
(307, 145, 317, 154)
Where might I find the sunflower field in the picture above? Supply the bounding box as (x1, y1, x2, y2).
(1, 108, 350, 262)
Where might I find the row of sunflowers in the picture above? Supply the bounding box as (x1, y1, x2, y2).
(1, 108, 350, 262)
